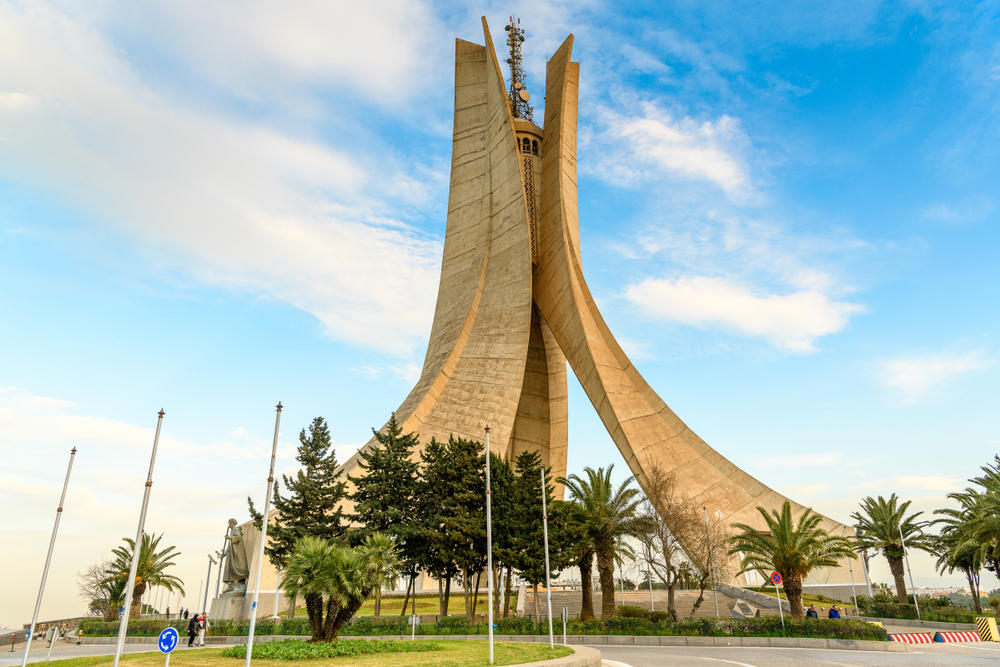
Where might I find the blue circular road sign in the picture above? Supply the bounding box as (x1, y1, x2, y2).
(158, 627, 179, 654)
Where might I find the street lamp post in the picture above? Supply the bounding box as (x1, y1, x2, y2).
(484, 426, 495, 666)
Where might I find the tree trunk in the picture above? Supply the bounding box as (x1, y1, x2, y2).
(504, 565, 513, 618)
(287, 594, 297, 620)
(438, 577, 444, 617)
(666, 584, 677, 622)
(462, 568, 472, 618)
(688, 574, 709, 620)
(442, 575, 452, 617)
(596, 542, 617, 619)
(305, 592, 324, 641)
(129, 583, 146, 620)
(578, 551, 595, 620)
(965, 568, 982, 613)
(471, 569, 482, 620)
(400, 573, 414, 618)
(887, 555, 908, 603)
(375, 585, 382, 617)
(783, 576, 804, 618)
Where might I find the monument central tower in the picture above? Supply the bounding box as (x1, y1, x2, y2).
(338, 17, 853, 586)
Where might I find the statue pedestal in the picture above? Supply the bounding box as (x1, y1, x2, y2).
(209, 592, 247, 620)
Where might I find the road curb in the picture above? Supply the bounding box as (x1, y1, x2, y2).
(81, 633, 908, 652)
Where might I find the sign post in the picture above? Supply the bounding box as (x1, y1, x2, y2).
(770, 571, 785, 634)
(157, 627, 178, 666)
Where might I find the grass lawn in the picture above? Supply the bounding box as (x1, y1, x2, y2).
(44, 641, 570, 666)
(280, 594, 510, 618)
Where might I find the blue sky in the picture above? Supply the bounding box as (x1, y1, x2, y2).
(1, 0, 998, 624)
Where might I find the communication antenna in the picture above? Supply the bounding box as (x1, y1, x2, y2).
(504, 15, 534, 121)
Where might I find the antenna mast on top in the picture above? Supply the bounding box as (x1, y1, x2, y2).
(504, 16, 534, 121)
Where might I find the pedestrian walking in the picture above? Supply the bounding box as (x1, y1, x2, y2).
(183, 609, 189, 620)
(805, 604, 818, 618)
(196, 613, 209, 646)
(828, 605, 841, 619)
(187, 613, 198, 647)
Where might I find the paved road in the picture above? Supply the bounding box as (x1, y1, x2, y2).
(0, 640, 211, 665)
(596, 642, 1000, 666)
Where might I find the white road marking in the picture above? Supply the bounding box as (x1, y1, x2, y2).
(695, 657, 757, 667)
(601, 661, 634, 667)
(940, 643, 1000, 652)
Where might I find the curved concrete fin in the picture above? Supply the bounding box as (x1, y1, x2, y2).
(342, 27, 534, 475)
(534, 34, 852, 585)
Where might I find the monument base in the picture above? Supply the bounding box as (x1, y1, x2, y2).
(209, 592, 247, 620)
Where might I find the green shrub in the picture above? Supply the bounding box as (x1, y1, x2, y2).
(435, 615, 474, 633)
(221, 638, 440, 659)
(617, 605, 647, 618)
(646, 611, 671, 623)
(496, 617, 539, 634)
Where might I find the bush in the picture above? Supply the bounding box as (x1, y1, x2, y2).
(617, 605, 648, 618)
(221, 638, 440, 660)
(860, 600, 992, 624)
(496, 617, 539, 634)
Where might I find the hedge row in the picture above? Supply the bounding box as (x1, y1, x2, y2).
(78, 615, 887, 641)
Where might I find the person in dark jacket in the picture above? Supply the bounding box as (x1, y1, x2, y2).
(806, 604, 818, 618)
(187, 614, 199, 647)
(828, 605, 841, 619)
(183, 609, 189, 620)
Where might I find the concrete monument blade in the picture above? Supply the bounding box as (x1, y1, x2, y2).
(341, 17, 853, 586)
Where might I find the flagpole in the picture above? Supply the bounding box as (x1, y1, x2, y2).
(484, 426, 494, 666)
(244, 402, 282, 667)
(540, 466, 554, 648)
(113, 410, 165, 667)
(899, 524, 920, 620)
(21, 447, 76, 667)
(703, 507, 719, 619)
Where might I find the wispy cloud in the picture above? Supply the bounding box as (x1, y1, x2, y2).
(879, 350, 992, 404)
(588, 102, 752, 197)
(624, 275, 862, 352)
(0, 2, 442, 357)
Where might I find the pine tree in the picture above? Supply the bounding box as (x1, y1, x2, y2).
(348, 414, 421, 614)
(415, 435, 485, 617)
(248, 416, 348, 614)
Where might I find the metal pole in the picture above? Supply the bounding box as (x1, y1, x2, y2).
(113, 410, 165, 667)
(215, 550, 224, 600)
(860, 549, 873, 598)
(484, 426, 494, 665)
(202, 555, 215, 614)
(540, 466, 554, 648)
(244, 402, 282, 667)
(775, 581, 785, 633)
(561, 606, 567, 645)
(617, 538, 625, 606)
(272, 568, 281, 619)
(22, 447, 76, 666)
(703, 507, 719, 619)
(898, 524, 920, 620)
(847, 556, 859, 615)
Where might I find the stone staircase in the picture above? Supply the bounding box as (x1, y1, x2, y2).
(520, 588, 780, 620)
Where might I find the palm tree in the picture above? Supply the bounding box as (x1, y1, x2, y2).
(933, 492, 983, 612)
(730, 501, 855, 618)
(283, 536, 385, 641)
(559, 465, 648, 619)
(358, 532, 401, 617)
(851, 494, 930, 603)
(108, 533, 184, 620)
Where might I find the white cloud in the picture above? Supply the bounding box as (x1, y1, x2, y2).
(0, 2, 442, 356)
(590, 102, 751, 196)
(879, 351, 991, 404)
(624, 275, 862, 351)
(784, 482, 832, 498)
